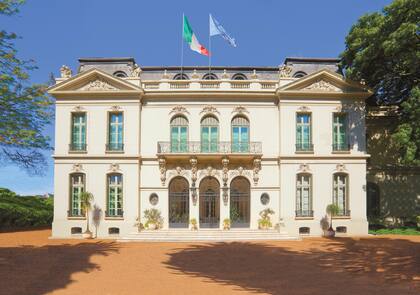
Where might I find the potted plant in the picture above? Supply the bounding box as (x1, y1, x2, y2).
(144, 208, 163, 230)
(190, 218, 198, 230)
(326, 204, 340, 237)
(134, 217, 145, 232)
(258, 208, 274, 230)
(80, 191, 94, 239)
(223, 218, 231, 230)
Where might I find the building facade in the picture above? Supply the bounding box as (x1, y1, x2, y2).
(49, 57, 371, 239)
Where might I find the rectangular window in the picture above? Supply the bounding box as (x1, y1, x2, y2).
(333, 114, 348, 151)
(296, 113, 312, 151)
(108, 112, 123, 151)
(333, 174, 349, 216)
(70, 174, 84, 216)
(296, 174, 312, 217)
(108, 174, 123, 217)
(71, 113, 86, 151)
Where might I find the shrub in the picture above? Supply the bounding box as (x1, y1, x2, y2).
(0, 188, 53, 229)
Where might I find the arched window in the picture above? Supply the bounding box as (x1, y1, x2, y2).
(170, 116, 188, 152)
(113, 71, 128, 78)
(296, 174, 312, 217)
(107, 174, 123, 217)
(201, 115, 219, 152)
(293, 71, 307, 78)
(231, 115, 250, 152)
(232, 73, 247, 80)
(333, 173, 349, 216)
(173, 73, 189, 80)
(230, 177, 250, 227)
(202, 73, 218, 80)
(70, 173, 85, 217)
(169, 177, 189, 228)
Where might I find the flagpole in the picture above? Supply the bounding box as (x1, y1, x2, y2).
(208, 14, 211, 75)
(181, 13, 184, 77)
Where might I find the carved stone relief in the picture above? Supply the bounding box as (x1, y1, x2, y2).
(303, 80, 341, 92)
(80, 79, 117, 91)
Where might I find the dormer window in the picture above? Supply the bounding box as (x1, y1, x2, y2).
(113, 71, 127, 78)
(293, 71, 307, 78)
(202, 73, 218, 80)
(173, 73, 189, 80)
(232, 73, 247, 80)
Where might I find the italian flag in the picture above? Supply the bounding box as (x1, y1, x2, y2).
(183, 15, 210, 56)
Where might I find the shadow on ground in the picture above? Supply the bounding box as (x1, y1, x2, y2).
(165, 237, 420, 295)
(0, 241, 118, 295)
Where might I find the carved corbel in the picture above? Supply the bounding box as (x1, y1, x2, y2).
(222, 158, 229, 206)
(109, 163, 120, 172)
(72, 163, 83, 172)
(253, 158, 262, 185)
(158, 157, 166, 186)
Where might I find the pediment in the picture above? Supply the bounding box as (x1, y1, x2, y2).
(48, 68, 143, 96)
(278, 69, 372, 98)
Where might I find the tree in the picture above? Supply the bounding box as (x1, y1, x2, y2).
(326, 204, 339, 231)
(0, 0, 54, 174)
(340, 0, 420, 165)
(80, 191, 94, 237)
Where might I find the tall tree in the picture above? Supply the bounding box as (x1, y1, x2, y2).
(340, 0, 420, 165)
(0, 0, 53, 174)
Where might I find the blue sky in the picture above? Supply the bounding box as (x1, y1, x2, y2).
(0, 0, 391, 195)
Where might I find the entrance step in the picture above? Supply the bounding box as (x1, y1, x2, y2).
(118, 229, 298, 242)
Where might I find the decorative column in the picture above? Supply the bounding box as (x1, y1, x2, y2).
(158, 157, 166, 186)
(189, 157, 199, 229)
(220, 157, 230, 229)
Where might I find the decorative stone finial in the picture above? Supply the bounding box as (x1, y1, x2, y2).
(279, 65, 292, 78)
(162, 69, 169, 79)
(222, 69, 229, 79)
(60, 65, 72, 78)
(251, 69, 258, 79)
(130, 63, 141, 77)
(192, 69, 199, 79)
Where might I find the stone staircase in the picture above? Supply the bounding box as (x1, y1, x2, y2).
(119, 229, 298, 242)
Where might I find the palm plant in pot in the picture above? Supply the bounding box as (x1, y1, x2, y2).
(80, 191, 94, 239)
(326, 204, 340, 237)
(144, 208, 163, 230)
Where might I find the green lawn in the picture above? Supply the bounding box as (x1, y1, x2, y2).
(369, 228, 420, 235)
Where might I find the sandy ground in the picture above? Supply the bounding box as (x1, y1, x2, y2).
(0, 230, 419, 295)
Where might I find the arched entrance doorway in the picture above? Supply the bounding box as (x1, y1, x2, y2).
(168, 177, 189, 228)
(199, 177, 220, 228)
(230, 177, 250, 228)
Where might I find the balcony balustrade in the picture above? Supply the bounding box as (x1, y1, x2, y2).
(157, 141, 262, 155)
(142, 80, 278, 92)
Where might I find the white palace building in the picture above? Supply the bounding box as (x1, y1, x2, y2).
(48, 57, 372, 240)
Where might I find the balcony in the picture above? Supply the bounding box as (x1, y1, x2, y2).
(69, 143, 87, 152)
(157, 141, 262, 156)
(335, 209, 351, 217)
(332, 143, 350, 152)
(142, 79, 278, 92)
(295, 210, 314, 218)
(106, 143, 124, 152)
(295, 143, 314, 153)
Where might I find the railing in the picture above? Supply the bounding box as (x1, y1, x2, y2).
(157, 141, 262, 154)
(106, 143, 124, 152)
(332, 143, 350, 152)
(67, 210, 85, 218)
(105, 210, 124, 218)
(295, 143, 314, 152)
(295, 210, 314, 217)
(335, 209, 351, 217)
(142, 80, 278, 91)
(69, 143, 87, 152)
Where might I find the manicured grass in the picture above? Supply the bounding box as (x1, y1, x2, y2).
(369, 228, 420, 235)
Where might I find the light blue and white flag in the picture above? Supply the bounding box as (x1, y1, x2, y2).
(209, 14, 237, 47)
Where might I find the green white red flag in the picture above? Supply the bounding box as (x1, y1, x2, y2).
(183, 15, 210, 56)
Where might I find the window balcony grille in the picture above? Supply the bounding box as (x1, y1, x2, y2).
(67, 210, 85, 218)
(295, 210, 314, 217)
(69, 143, 87, 152)
(332, 143, 350, 152)
(105, 209, 124, 218)
(157, 141, 262, 154)
(295, 143, 314, 152)
(335, 209, 351, 217)
(106, 143, 124, 152)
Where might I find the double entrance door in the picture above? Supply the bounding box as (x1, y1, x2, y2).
(199, 177, 220, 228)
